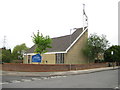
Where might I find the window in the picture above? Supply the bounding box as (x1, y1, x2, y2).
(28, 55, 31, 64)
(56, 53, 64, 64)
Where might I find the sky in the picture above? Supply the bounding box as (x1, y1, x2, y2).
(0, 0, 119, 50)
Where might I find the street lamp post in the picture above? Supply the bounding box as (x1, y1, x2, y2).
(111, 51, 114, 69)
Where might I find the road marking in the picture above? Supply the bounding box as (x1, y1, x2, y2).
(114, 87, 120, 90)
(9, 80, 21, 83)
(50, 76, 57, 78)
(55, 76, 62, 78)
(21, 79, 32, 82)
(1, 75, 67, 85)
(36, 78, 42, 80)
(0, 83, 3, 85)
(62, 76, 67, 77)
(31, 78, 41, 80)
(44, 77, 50, 79)
(1, 82, 9, 84)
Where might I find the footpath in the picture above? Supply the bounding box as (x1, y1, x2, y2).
(1, 66, 119, 77)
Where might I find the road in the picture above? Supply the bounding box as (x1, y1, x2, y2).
(2, 69, 119, 88)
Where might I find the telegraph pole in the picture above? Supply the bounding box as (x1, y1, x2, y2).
(3, 35, 6, 48)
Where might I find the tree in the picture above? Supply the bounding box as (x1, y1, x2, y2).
(83, 33, 109, 62)
(2, 47, 12, 63)
(32, 30, 52, 54)
(12, 43, 29, 60)
(104, 45, 120, 62)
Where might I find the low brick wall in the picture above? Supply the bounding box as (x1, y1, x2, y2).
(2, 63, 107, 72)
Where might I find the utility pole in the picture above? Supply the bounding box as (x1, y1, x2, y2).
(3, 35, 6, 48)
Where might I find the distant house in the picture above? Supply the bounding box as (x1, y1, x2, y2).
(23, 27, 88, 64)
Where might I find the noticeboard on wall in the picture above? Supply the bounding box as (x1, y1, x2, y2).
(32, 54, 42, 62)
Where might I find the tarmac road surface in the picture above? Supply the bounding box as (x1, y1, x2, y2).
(2, 69, 119, 88)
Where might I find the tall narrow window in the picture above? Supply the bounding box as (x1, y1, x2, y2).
(56, 53, 64, 64)
(28, 55, 31, 64)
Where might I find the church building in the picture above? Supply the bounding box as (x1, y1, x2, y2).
(23, 27, 88, 64)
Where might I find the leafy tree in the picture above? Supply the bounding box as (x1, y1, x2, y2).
(2, 47, 12, 63)
(104, 45, 120, 62)
(32, 30, 52, 54)
(12, 43, 29, 60)
(83, 33, 109, 62)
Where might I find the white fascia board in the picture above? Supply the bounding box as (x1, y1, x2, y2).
(23, 51, 67, 55)
(23, 53, 35, 55)
(44, 51, 67, 54)
(66, 27, 88, 52)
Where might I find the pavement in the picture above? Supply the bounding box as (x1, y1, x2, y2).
(1, 66, 119, 77)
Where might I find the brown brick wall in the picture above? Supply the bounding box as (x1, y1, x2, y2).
(2, 63, 107, 72)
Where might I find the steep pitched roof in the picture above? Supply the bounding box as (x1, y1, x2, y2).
(26, 28, 84, 54)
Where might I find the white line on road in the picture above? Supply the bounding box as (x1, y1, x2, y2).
(1, 75, 68, 85)
(50, 76, 57, 79)
(114, 87, 120, 90)
(21, 79, 32, 82)
(31, 78, 41, 80)
(43, 77, 49, 79)
(10, 80, 21, 83)
(1, 82, 9, 85)
(62, 76, 67, 77)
